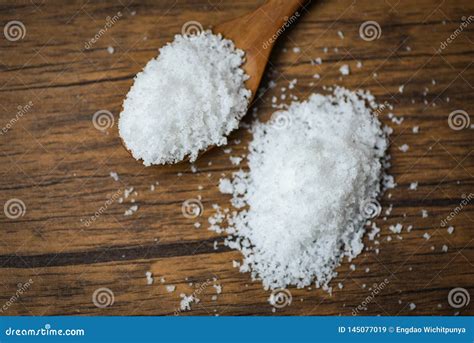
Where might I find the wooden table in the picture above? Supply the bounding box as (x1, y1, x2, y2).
(0, 0, 473, 316)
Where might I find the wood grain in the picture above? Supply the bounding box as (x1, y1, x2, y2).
(0, 0, 473, 316)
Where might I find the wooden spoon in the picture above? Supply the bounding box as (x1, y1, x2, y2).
(214, 0, 303, 104)
(121, 0, 303, 164)
(177, 0, 302, 161)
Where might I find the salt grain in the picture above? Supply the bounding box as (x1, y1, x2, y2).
(209, 87, 392, 290)
(119, 31, 250, 165)
(145, 271, 154, 285)
(339, 64, 350, 75)
(109, 171, 119, 181)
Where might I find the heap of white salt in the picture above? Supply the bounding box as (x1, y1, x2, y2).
(210, 87, 393, 290)
(119, 31, 251, 166)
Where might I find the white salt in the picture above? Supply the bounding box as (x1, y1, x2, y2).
(389, 223, 403, 234)
(229, 156, 242, 165)
(166, 285, 176, 293)
(399, 144, 409, 152)
(339, 64, 350, 75)
(109, 171, 119, 181)
(119, 31, 250, 165)
(179, 294, 195, 311)
(209, 87, 391, 290)
(145, 271, 154, 285)
(124, 205, 138, 216)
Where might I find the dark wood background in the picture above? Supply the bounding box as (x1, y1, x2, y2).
(0, 0, 473, 316)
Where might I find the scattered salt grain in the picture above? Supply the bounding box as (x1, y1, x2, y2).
(447, 226, 454, 234)
(119, 31, 250, 165)
(145, 271, 154, 285)
(421, 209, 428, 218)
(399, 144, 409, 152)
(398, 85, 404, 93)
(229, 156, 242, 165)
(409, 303, 416, 311)
(412, 126, 419, 133)
(339, 64, 350, 75)
(209, 87, 392, 290)
(218, 178, 233, 194)
(179, 294, 196, 311)
(293, 47, 301, 53)
(409, 182, 418, 190)
(107, 46, 115, 54)
(166, 285, 176, 293)
(124, 205, 138, 216)
(213, 284, 222, 294)
(423, 232, 431, 240)
(389, 223, 403, 234)
(337, 31, 344, 39)
(442, 245, 448, 252)
(109, 171, 119, 181)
